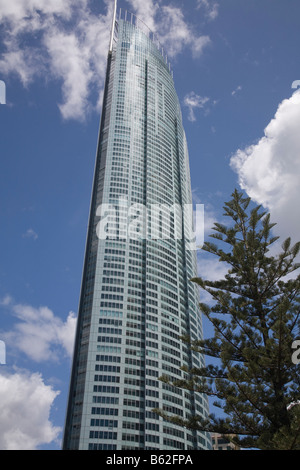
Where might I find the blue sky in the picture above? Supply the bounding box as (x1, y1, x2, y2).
(0, 0, 300, 449)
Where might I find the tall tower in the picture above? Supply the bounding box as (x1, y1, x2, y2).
(63, 5, 211, 451)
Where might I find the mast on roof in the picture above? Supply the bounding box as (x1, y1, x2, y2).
(109, 0, 117, 53)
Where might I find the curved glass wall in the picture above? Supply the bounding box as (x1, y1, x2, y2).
(63, 12, 211, 451)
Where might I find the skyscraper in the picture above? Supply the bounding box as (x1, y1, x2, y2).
(63, 3, 211, 451)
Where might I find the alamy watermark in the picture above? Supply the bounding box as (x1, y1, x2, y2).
(95, 199, 204, 251)
(0, 340, 6, 365)
(292, 80, 300, 90)
(292, 340, 300, 365)
(0, 80, 6, 105)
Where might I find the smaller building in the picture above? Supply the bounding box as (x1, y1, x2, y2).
(211, 433, 240, 450)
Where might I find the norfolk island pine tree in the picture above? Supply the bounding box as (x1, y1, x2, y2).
(155, 189, 300, 450)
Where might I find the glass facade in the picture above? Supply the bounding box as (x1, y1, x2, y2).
(63, 11, 211, 450)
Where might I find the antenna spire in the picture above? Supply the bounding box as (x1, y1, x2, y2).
(109, 0, 117, 53)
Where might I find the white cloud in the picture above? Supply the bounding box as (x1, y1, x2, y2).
(230, 90, 300, 243)
(0, 0, 78, 86)
(44, 30, 93, 120)
(0, 295, 13, 306)
(126, 0, 211, 58)
(22, 228, 38, 240)
(2, 298, 76, 362)
(196, 253, 230, 306)
(196, 0, 219, 20)
(198, 255, 230, 282)
(126, 0, 159, 33)
(0, 0, 112, 120)
(0, 0, 72, 22)
(158, 5, 210, 58)
(231, 85, 242, 96)
(0, 47, 39, 87)
(0, 370, 60, 450)
(184, 92, 209, 121)
(43, 4, 113, 120)
(0, 0, 211, 119)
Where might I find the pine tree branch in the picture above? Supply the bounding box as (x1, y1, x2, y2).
(224, 398, 261, 437)
(289, 421, 300, 450)
(225, 363, 270, 424)
(261, 245, 299, 299)
(174, 190, 300, 448)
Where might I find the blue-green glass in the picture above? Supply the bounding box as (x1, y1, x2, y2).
(63, 15, 211, 451)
